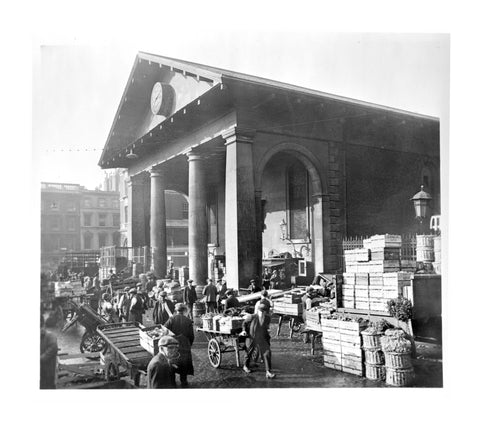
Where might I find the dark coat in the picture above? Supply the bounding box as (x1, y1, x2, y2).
(183, 285, 197, 305)
(164, 314, 195, 376)
(225, 295, 240, 309)
(146, 352, 176, 389)
(153, 299, 175, 325)
(243, 313, 271, 355)
(202, 283, 217, 302)
(40, 329, 58, 389)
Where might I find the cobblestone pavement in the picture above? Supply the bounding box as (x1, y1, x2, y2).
(51, 309, 442, 389)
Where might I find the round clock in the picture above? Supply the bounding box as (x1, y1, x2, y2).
(150, 82, 175, 116)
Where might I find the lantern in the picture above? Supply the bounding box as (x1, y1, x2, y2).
(411, 185, 432, 221)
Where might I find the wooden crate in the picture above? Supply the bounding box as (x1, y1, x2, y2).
(342, 354, 364, 370)
(369, 234, 402, 249)
(342, 298, 355, 309)
(354, 286, 369, 299)
(139, 325, 171, 356)
(369, 274, 384, 286)
(340, 342, 362, 357)
(202, 316, 214, 330)
(283, 293, 303, 304)
(342, 365, 364, 376)
(306, 309, 321, 324)
(356, 248, 371, 262)
(371, 247, 401, 261)
(383, 272, 413, 286)
(342, 286, 355, 297)
(345, 264, 358, 273)
(338, 320, 369, 332)
(323, 350, 342, 364)
(321, 317, 340, 329)
(355, 273, 369, 285)
(343, 273, 356, 285)
(324, 362, 343, 371)
(339, 333, 362, 344)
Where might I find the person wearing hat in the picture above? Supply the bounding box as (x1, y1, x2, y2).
(216, 278, 228, 312)
(248, 278, 261, 294)
(183, 279, 197, 320)
(117, 286, 131, 322)
(241, 302, 276, 379)
(301, 287, 317, 343)
(224, 289, 240, 310)
(126, 287, 144, 324)
(202, 278, 217, 313)
(146, 335, 179, 389)
(164, 303, 194, 387)
(153, 291, 174, 325)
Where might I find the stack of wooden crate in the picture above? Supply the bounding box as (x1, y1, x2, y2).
(321, 317, 368, 376)
(342, 234, 413, 312)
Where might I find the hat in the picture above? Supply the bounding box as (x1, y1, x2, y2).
(159, 335, 179, 347)
(250, 279, 255, 283)
(128, 288, 137, 294)
(175, 303, 187, 312)
(187, 279, 193, 283)
(136, 282, 143, 287)
(159, 291, 167, 297)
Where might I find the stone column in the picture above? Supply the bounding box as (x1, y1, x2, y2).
(312, 192, 325, 273)
(187, 151, 208, 286)
(127, 174, 147, 247)
(223, 128, 258, 289)
(149, 166, 167, 278)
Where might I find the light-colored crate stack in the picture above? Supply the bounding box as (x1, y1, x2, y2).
(361, 328, 386, 381)
(342, 235, 413, 311)
(380, 329, 415, 387)
(321, 317, 368, 376)
(305, 307, 322, 332)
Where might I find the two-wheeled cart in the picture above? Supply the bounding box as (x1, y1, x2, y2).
(62, 300, 108, 353)
(196, 327, 247, 368)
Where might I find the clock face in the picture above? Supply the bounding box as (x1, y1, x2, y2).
(150, 82, 164, 115)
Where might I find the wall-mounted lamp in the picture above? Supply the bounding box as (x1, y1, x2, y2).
(126, 149, 138, 160)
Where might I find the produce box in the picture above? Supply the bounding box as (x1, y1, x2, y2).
(338, 319, 369, 332)
(342, 353, 364, 371)
(321, 316, 340, 329)
(282, 293, 302, 304)
(356, 248, 371, 262)
(369, 273, 384, 286)
(345, 264, 358, 273)
(370, 247, 401, 261)
(139, 325, 172, 356)
(342, 297, 355, 309)
(324, 361, 343, 371)
(218, 316, 244, 333)
(369, 234, 402, 249)
(272, 302, 302, 315)
(341, 286, 355, 297)
(306, 309, 321, 324)
(344, 249, 359, 263)
(354, 286, 369, 299)
(367, 287, 384, 299)
(383, 272, 413, 286)
(322, 339, 342, 353)
(305, 320, 322, 332)
(369, 300, 388, 312)
(343, 273, 356, 285)
(212, 315, 222, 331)
(202, 316, 214, 330)
(339, 333, 362, 344)
(355, 273, 369, 285)
(323, 350, 342, 365)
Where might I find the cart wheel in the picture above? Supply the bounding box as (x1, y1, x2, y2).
(80, 331, 106, 353)
(207, 338, 222, 368)
(105, 361, 120, 382)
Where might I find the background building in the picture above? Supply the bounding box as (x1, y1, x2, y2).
(41, 178, 121, 272)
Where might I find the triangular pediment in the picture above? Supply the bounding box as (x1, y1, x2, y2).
(100, 52, 221, 166)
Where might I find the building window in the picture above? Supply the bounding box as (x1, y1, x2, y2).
(84, 198, 91, 208)
(124, 206, 128, 224)
(84, 232, 92, 250)
(99, 213, 107, 227)
(99, 198, 106, 208)
(182, 201, 189, 219)
(287, 162, 310, 240)
(50, 215, 60, 231)
(83, 213, 92, 226)
(50, 201, 59, 211)
(113, 214, 120, 227)
(98, 233, 107, 248)
(66, 216, 76, 231)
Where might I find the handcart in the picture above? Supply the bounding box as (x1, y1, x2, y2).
(196, 326, 247, 368)
(96, 322, 152, 386)
(62, 300, 108, 353)
(273, 310, 303, 338)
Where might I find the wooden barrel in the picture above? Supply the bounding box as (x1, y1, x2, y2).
(192, 302, 205, 317)
(416, 235, 435, 262)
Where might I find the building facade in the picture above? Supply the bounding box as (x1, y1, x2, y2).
(41, 181, 121, 271)
(98, 53, 440, 288)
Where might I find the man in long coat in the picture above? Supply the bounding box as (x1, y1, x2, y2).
(40, 315, 58, 389)
(164, 303, 194, 387)
(146, 335, 179, 389)
(242, 303, 276, 379)
(153, 291, 175, 325)
(202, 278, 217, 313)
(183, 279, 197, 319)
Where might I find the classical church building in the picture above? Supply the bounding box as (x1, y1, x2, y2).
(98, 52, 440, 289)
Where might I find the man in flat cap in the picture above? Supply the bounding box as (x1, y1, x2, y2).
(164, 303, 194, 387)
(147, 335, 179, 389)
(128, 287, 144, 324)
(183, 279, 197, 320)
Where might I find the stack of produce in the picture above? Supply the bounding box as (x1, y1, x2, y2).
(361, 320, 393, 381)
(380, 328, 415, 386)
(321, 315, 368, 376)
(342, 234, 413, 311)
(54, 281, 74, 298)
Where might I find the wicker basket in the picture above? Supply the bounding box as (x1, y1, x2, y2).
(365, 364, 386, 381)
(361, 332, 382, 349)
(386, 367, 415, 387)
(384, 352, 412, 369)
(363, 348, 385, 365)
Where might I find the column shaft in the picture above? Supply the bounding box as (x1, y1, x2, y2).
(127, 175, 147, 247)
(188, 153, 208, 285)
(150, 167, 167, 278)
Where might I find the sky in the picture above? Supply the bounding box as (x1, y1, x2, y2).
(32, 33, 449, 190)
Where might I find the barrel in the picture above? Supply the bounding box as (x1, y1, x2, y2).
(416, 235, 435, 262)
(192, 301, 205, 317)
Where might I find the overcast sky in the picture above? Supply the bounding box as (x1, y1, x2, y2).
(32, 33, 449, 190)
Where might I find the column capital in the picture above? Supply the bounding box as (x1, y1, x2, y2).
(222, 127, 256, 146)
(127, 174, 145, 186)
(148, 165, 164, 178)
(186, 150, 207, 163)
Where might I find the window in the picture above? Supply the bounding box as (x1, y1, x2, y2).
(50, 201, 59, 211)
(66, 216, 76, 231)
(113, 214, 120, 227)
(124, 206, 128, 224)
(84, 232, 92, 250)
(287, 162, 310, 240)
(83, 213, 92, 226)
(99, 213, 107, 227)
(98, 233, 107, 248)
(50, 215, 60, 230)
(182, 202, 189, 219)
(99, 198, 106, 208)
(84, 198, 91, 208)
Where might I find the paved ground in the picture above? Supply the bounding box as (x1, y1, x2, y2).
(49, 309, 443, 389)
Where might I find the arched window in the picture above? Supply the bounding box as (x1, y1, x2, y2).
(287, 161, 310, 240)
